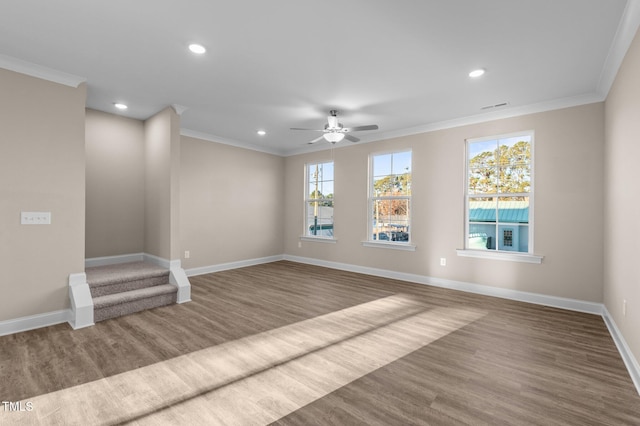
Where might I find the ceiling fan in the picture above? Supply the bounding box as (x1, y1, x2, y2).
(290, 110, 379, 144)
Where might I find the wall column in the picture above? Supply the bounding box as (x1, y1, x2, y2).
(144, 107, 181, 262)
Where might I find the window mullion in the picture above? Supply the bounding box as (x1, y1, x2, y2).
(368, 150, 412, 244)
(304, 161, 335, 239)
(465, 132, 533, 254)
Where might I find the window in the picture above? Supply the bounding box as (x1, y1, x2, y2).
(465, 131, 533, 254)
(305, 161, 334, 238)
(369, 151, 412, 244)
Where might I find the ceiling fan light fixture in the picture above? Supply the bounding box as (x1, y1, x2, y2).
(291, 110, 377, 145)
(324, 132, 345, 143)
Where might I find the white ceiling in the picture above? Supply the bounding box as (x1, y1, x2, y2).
(1, 0, 639, 155)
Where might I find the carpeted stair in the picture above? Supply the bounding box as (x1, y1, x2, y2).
(86, 261, 177, 322)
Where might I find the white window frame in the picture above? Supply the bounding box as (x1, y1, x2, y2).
(457, 130, 542, 263)
(301, 161, 336, 243)
(363, 149, 415, 251)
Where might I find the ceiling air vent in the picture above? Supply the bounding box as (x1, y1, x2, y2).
(481, 102, 509, 110)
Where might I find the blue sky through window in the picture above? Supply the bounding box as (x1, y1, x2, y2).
(373, 151, 411, 178)
(308, 162, 334, 197)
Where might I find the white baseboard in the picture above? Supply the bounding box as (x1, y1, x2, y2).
(0, 309, 71, 337)
(283, 254, 640, 394)
(185, 255, 285, 277)
(5, 253, 639, 396)
(85, 253, 144, 268)
(85, 252, 603, 315)
(602, 306, 640, 395)
(85, 252, 177, 270)
(143, 253, 173, 269)
(283, 255, 603, 315)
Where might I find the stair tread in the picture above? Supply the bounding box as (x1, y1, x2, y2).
(93, 284, 177, 308)
(86, 261, 168, 287)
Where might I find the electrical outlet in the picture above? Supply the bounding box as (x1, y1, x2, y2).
(184, 250, 190, 259)
(440, 258, 446, 266)
(298, 241, 302, 248)
(623, 299, 627, 317)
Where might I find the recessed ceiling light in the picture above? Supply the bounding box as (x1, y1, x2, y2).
(188, 44, 206, 54)
(469, 69, 486, 78)
(114, 103, 128, 110)
(257, 130, 266, 136)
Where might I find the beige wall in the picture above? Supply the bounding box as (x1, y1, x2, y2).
(604, 28, 640, 364)
(144, 108, 181, 260)
(0, 69, 86, 321)
(180, 136, 285, 269)
(2, 50, 633, 373)
(285, 103, 605, 302)
(169, 110, 181, 261)
(85, 109, 145, 258)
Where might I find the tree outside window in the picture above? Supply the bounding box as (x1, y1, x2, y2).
(305, 162, 334, 238)
(370, 151, 412, 242)
(466, 132, 533, 253)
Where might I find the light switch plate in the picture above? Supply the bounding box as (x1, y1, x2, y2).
(21, 211, 51, 225)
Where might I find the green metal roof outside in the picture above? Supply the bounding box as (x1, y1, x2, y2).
(469, 200, 529, 223)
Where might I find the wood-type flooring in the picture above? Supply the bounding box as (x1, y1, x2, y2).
(0, 261, 638, 425)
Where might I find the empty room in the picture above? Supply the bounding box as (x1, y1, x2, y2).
(1, 1, 640, 424)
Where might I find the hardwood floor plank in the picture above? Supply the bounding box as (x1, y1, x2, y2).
(0, 260, 638, 425)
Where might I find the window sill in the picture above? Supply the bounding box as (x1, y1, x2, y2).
(361, 241, 417, 251)
(456, 249, 543, 264)
(300, 236, 337, 244)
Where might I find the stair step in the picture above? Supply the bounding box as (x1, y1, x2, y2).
(89, 275, 169, 298)
(86, 261, 170, 297)
(86, 261, 168, 286)
(93, 284, 178, 322)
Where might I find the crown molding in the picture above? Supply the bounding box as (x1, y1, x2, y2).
(180, 128, 286, 156)
(0, 54, 85, 88)
(597, 0, 640, 98)
(285, 0, 640, 158)
(372, 93, 604, 143)
(171, 104, 188, 116)
(183, 91, 603, 158)
(285, 92, 604, 157)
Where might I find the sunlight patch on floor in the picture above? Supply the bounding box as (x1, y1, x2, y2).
(9, 294, 486, 425)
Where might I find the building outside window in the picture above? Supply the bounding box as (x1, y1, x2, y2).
(369, 150, 412, 243)
(466, 131, 533, 253)
(305, 161, 334, 238)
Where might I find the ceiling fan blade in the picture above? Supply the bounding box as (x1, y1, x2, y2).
(290, 127, 325, 132)
(344, 124, 379, 132)
(344, 134, 360, 143)
(307, 135, 326, 144)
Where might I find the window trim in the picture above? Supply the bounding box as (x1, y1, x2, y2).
(456, 249, 543, 263)
(303, 160, 336, 241)
(361, 240, 416, 251)
(366, 149, 413, 249)
(459, 130, 542, 262)
(300, 235, 337, 244)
